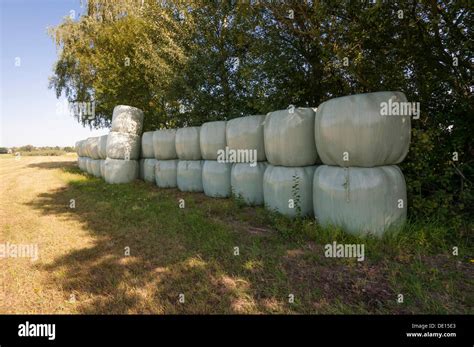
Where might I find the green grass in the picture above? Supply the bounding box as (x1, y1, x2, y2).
(31, 164, 473, 314)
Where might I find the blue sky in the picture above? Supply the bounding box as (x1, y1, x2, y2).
(0, 0, 107, 147)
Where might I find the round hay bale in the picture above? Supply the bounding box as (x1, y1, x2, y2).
(155, 160, 178, 188)
(98, 135, 108, 159)
(263, 164, 317, 218)
(313, 165, 407, 236)
(177, 160, 203, 192)
(99, 159, 106, 177)
(175, 127, 201, 160)
(141, 131, 155, 158)
(200, 121, 226, 160)
(153, 129, 177, 160)
(90, 159, 102, 177)
(264, 107, 317, 167)
(231, 162, 267, 206)
(106, 131, 141, 160)
(143, 158, 157, 183)
(111, 105, 144, 135)
(315, 91, 411, 167)
(104, 159, 138, 184)
(202, 160, 232, 198)
(226, 115, 266, 162)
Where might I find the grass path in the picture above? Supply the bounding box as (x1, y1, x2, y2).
(0, 155, 472, 314)
(1, 155, 93, 313)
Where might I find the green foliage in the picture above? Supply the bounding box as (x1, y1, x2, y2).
(49, 0, 472, 225)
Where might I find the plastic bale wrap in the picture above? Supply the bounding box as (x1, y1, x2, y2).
(177, 160, 203, 192)
(85, 137, 100, 159)
(143, 159, 157, 183)
(264, 107, 317, 167)
(104, 159, 138, 184)
(85, 158, 92, 174)
(175, 127, 201, 160)
(111, 105, 144, 135)
(141, 131, 155, 158)
(100, 159, 106, 177)
(202, 161, 232, 198)
(155, 160, 179, 188)
(226, 115, 266, 162)
(231, 162, 267, 206)
(106, 131, 141, 160)
(80, 157, 87, 172)
(313, 165, 407, 236)
(77, 157, 84, 171)
(139, 158, 146, 180)
(79, 140, 88, 157)
(98, 135, 108, 159)
(263, 164, 317, 218)
(200, 121, 226, 160)
(75, 141, 81, 157)
(90, 159, 102, 177)
(315, 92, 411, 167)
(153, 129, 177, 160)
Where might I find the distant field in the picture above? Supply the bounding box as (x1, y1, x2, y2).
(0, 150, 76, 157)
(0, 155, 472, 314)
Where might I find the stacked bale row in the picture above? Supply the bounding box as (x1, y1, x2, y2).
(263, 107, 318, 218)
(75, 105, 144, 184)
(105, 106, 143, 184)
(74, 92, 410, 237)
(153, 129, 179, 188)
(140, 131, 156, 183)
(75, 135, 107, 177)
(227, 115, 267, 205)
(313, 91, 410, 236)
(176, 127, 203, 192)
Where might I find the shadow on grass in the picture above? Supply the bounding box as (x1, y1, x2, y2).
(25, 166, 470, 314)
(27, 160, 77, 170)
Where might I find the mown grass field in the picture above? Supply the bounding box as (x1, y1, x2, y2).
(0, 155, 472, 314)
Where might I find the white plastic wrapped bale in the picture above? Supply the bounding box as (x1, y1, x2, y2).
(153, 129, 177, 160)
(200, 121, 226, 160)
(111, 105, 144, 135)
(100, 159, 106, 177)
(263, 164, 317, 218)
(106, 131, 141, 160)
(143, 159, 157, 183)
(202, 161, 232, 198)
(85, 137, 101, 160)
(139, 159, 145, 180)
(313, 165, 407, 236)
(315, 92, 411, 167)
(75, 141, 81, 157)
(226, 115, 266, 162)
(76, 140, 84, 157)
(93, 137, 102, 159)
(85, 158, 92, 174)
(90, 159, 102, 177)
(98, 135, 108, 159)
(231, 162, 267, 206)
(177, 160, 203, 192)
(175, 127, 201, 160)
(77, 157, 84, 171)
(80, 140, 88, 157)
(141, 131, 155, 158)
(104, 159, 138, 184)
(155, 160, 179, 188)
(264, 107, 317, 167)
